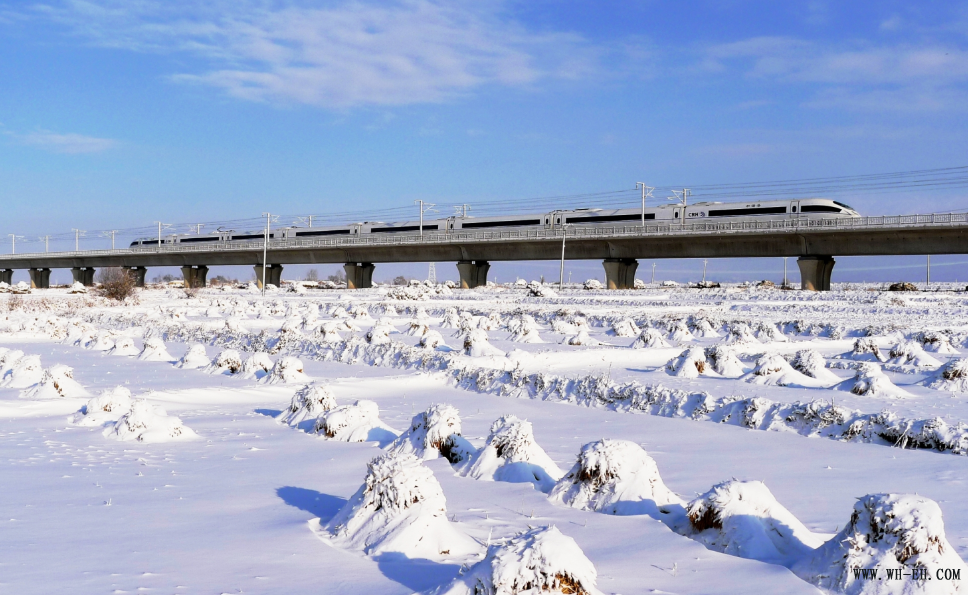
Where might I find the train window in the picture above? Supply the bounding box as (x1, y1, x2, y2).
(556, 218, 560, 224)
(800, 205, 841, 213)
(833, 201, 854, 210)
(231, 233, 265, 240)
(295, 229, 350, 237)
(462, 219, 541, 229)
(674, 211, 679, 218)
(567, 213, 654, 223)
(791, 206, 797, 213)
(180, 236, 219, 243)
(707, 206, 786, 217)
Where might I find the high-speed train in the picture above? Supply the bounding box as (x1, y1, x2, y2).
(129, 198, 859, 247)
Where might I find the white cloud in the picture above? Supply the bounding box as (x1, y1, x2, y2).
(19, 130, 118, 154)
(32, 0, 610, 108)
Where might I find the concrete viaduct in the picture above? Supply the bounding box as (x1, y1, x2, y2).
(1, 213, 966, 291)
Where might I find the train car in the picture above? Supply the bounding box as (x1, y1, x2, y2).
(127, 198, 860, 249)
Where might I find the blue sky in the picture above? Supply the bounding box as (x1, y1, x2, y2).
(1, 0, 967, 284)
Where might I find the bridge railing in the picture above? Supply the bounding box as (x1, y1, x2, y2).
(1, 212, 966, 260)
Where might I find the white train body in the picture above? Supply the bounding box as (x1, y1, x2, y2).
(130, 198, 859, 247)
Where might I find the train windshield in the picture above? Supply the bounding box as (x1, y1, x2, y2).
(832, 201, 855, 211)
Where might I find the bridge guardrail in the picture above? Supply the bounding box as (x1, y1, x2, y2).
(1, 212, 966, 261)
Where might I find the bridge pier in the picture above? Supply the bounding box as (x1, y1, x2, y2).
(603, 258, 638, 290)
(127, 266, 147, 288)
(797, 256, 835, 291)
(343, 263, 374, 289)
(181, 265, 209, 289)
(0, 269, 12, 285)
(254, 264, 283, 289)
(456, 260, 490, 289)
(28, 268, 51, 289)
(71, 267, 96, 287)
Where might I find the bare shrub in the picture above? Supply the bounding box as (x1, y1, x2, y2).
(95, 268, 137, 302)
(7, 295, 24, 311)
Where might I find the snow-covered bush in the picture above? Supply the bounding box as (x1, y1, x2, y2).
(318, 322, 343, 343)
(840, 337, 886, 362)
(21, 364, 88, 398)
(549, 439, 682, 515)
(632, 328, 671, 349)
(70, 386, 132, 426)
(108, 337, 140, 356)
(387, 403, 475, 463)
(527, 282, 557, 298)
(755, 322, 788, 343)
(841, 363, 911, 398)
(205, 349, 244, 375)
(365, 319, 395, 345)
(261, 356, 311, 384)
(350, 304, 370, 319)
(314, 400, 397, 443)
(240, 352, 274, 379)
(138, 337, 174, 362)
(325, 451, 478, 558)
(704, 346, 745, 377)
(436, 525, 603, 595)
(176, 344, 211, 369)
(567, 330, 602, 346)
(0, 354, 43, 388)
(789, 349, 842, 384)
(925, 358, 968, 392)
(683, 479, 824, 566)
(886, 341, 942, 369)
(0, 348, 24, 376)
(441, 307, 460, 328)
(507, 314, 543, 343)
(667, 320, 695, 343)
(916, 331, 959, 354)
(89, 330, 116, 351)
(583, 279, 603, 290)
(420, 330, 447, 349)
(792, 494, 968, 594)
(743, 354, 821, 387)
(276, 383, 337, 426)
(666, 347, 709, 378)
(464, 329, 505, 357)
(724, 323, 758, 345)
(609, 319, 640, 337)
(690, 318, 721, 338)
(104, 400, 198, 443)
(458, 415, 563, 492)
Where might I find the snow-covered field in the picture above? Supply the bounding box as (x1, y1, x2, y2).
(2, 280, 968, 594)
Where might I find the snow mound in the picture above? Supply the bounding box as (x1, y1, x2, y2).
(137, 337, 174, 362)
(325, 451, 478, 558)
(724, 323, 759, 345)
(104, 400, 198, 443)
(21, 364, 88, 399)
(406, 316, 431, 337)
(583, 279, 603, 290)
(205, 349, 244, 375)
(917, 331, 960, 354)
(89, 330, 117, 351)
(277, 383, 337, 426)
(387, 404, 475, 463)
(548, 439, 683, 515)
(839, 337, 887, 362)
(667, 320, 695, 343)
(690, 318, 722, 338)
(704, 346, 746, 377)
(567, 330, 602, 346)
(176, 344, 211, 369)
(464, 329, 505, 357)
(527, 282, 557, 298)
(838, 363, 912, 398)
(70, 386, 132, 426)
(441, 307, 461, 328)
(886, 341, 942, 369)
(609, 319, 640, 337)
(240, 352, 274, 379)
(743, 354, 824, 387)
(435, 525, 603, 595)
(666, 347, 710, 378)
(632, 327, 671, 349)
(925, 359, 968, 392)
(755, 322, 788, 343)
(318, 321, 344, 343)
(790, 349, 842, 384)
(683, 479, 825, 566)
(261, 356, 311, 384)
(108, 337, 140, 356)
(792, 494, 968, 594)
(507, 314, 544, 343)
(0, 349, 24, 376)
(0, 355, 43, 388)
(459, 415, 563, 492)
(314, 400, 397, 443)
(420, 330, 447, 349)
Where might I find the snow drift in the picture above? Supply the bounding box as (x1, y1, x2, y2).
(104, 399, 198, 443)
(314, 400, 397, 444)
